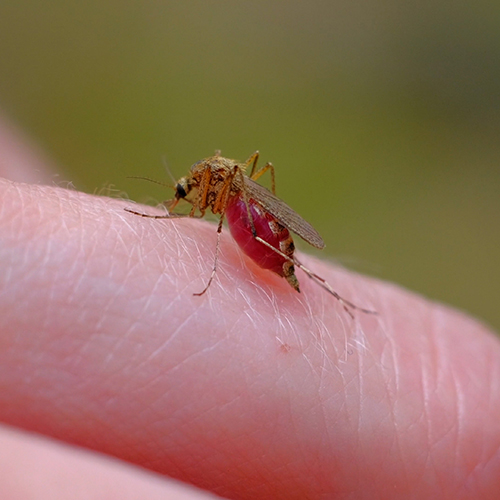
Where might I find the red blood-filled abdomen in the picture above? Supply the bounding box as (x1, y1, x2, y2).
(225, 195, 293, 277)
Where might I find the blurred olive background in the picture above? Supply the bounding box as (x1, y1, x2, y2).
(1, 1, 499, 331)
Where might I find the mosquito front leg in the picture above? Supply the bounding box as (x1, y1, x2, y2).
(195, 167, 237, 296)
(193, 215, 225, 296)
(195, 164, 213, 215)
(213, 167, 237, 214)
(124, 207, 204, 220)
(124, 208, 172, 219)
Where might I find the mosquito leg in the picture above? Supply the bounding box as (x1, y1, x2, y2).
(293, 259, 377, 316)
(213, 166, 236, 213)
(124, 208, 171, 219)
(245, 151, 260, 177)
(125, 194, 182, 219)
(253, 235, 377, 317)
(194, 215, 225, 296)
(250, 162, 276, 195)
(196, 163, 213, 213)
(245, 150, 276, 196)
(194, 168, 236, 296)
(124, 207, 203, 219)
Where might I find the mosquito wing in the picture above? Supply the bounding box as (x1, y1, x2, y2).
(244, 177, 325, 249)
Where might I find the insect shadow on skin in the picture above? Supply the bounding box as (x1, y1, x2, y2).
(125, 151, 377, 319)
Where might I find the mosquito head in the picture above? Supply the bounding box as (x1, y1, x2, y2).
(174, 176, 192, 200)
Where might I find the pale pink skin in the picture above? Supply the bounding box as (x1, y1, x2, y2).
(1, 117, 500, 499)
(226, 195, 290, 276)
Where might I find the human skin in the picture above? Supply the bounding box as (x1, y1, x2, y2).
(0, 122, 499, 499)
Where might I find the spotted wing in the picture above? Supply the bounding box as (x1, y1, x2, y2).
(243, 177, 325, 249)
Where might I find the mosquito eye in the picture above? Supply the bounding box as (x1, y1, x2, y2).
(176, 183, 187, 198)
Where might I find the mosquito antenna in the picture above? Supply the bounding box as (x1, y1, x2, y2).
(161, 156, 178, 186)
(127, 175, 172, 188)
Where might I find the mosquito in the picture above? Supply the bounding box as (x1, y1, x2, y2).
(125, 151, 376, 318)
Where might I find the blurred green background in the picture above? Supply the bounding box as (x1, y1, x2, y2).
(1, 1, 499, 331)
